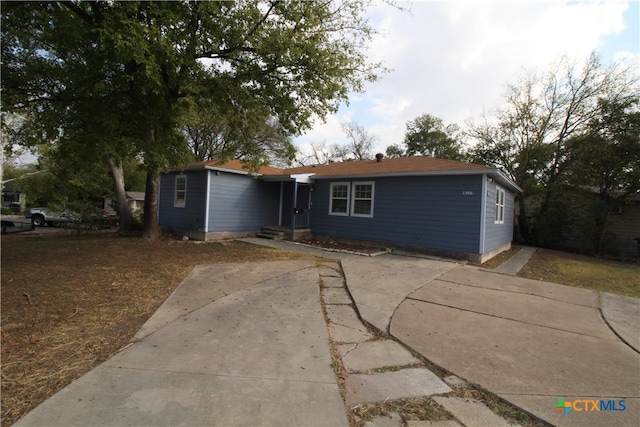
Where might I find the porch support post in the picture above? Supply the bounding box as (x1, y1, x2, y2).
(278, 181, 283, 226)
(291, 180, 298, 235)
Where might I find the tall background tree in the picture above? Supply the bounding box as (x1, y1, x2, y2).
(566, 98, 640, 253)
(341, 120, 376, 160)
(298, 121, 378, 165)
(468, 54, 638, 250)
(385, 114, 466, 160)
(2, 0, 386, 238)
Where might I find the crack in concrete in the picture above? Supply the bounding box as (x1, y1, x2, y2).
(339, 343, 359, 358)
(404, 296, 614, 341)
(436, 277, 597, 308)
(103, 365, 338, 385)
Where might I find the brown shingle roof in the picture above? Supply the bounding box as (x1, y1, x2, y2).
(285, 156, 492, 177)
(183, 156, 521, 192)
(186, 159, 286, 175)
(188, 156, 491, 177)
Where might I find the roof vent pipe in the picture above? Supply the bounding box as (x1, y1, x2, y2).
(375, 153, 384, 162)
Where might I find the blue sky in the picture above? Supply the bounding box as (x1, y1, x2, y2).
(293, 0, 640, 160)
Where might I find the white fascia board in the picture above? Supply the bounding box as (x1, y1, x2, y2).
(289, 173, 315, 184)
(491, 170, 523, 193)
(200, 166, 257, 177)
(261, 173, 316, 183)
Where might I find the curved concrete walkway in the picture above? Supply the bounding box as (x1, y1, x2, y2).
(243, 239, 640, 425)
(14, 261, 349, 427)
(13, 238, 639, 427)
(343, 255, 639, 427)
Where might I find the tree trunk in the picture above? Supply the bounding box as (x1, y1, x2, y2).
(594, 200, 611, 255)
(141, 169, 162, 240)
(517, 195, 531, 244)
(106, 157, 133, 232)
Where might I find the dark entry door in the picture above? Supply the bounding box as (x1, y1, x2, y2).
(294, 184, 311, 229)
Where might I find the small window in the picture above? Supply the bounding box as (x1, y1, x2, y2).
(175, 175, 187, 207)
(351, 182, 374, 218)
(495, 186, 505, 224)
(329, 182, 350, 215)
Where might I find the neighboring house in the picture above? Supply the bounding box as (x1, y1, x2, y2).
(159, 156, 522, 263)
(103, 191, 145, 218)
(540, 188, 640, 256)
(605, 193, 640, 256)
(1, 182, 26, 214)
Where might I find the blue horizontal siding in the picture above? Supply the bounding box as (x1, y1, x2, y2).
(310, 175, 483, 253)
(484, 182, 515, 252)
(159, 171, 208, 231)
(208, 172, 280, 232)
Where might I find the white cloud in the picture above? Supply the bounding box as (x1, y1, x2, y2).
(294, 0, 635, 161)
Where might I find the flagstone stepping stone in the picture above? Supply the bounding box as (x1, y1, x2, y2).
(345, 368, 451, 406)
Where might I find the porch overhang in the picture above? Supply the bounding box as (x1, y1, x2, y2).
(261, 173, 315, 184)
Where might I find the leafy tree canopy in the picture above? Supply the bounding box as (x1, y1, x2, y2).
(2, 0, 387, 237)
(468, 53, 639, 248)
(385, 114, 466, 161)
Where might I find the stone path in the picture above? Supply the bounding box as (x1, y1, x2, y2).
(317, 264, 519, 427)
(493, 246, 537, 275)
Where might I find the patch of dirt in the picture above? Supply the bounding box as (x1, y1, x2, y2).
(294, 235, 389, 255)
(0, 232, 317, 427)
(470, 245, 523, 269)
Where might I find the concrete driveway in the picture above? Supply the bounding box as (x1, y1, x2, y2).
(12, 237, 639, 427)
(14, 261, 349, 427)
(342, 255, 640, 427)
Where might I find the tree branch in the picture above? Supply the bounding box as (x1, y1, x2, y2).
(58, 1, 95, 25)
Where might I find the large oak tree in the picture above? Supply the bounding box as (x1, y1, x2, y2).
(2, 0, 386, 238)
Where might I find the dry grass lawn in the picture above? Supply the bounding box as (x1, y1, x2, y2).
(0, 232, 318, 427)
(518, 248, 640, 298)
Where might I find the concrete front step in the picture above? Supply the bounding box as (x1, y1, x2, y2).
(255, 232, 284, 240)
(256, 228, 285, 240)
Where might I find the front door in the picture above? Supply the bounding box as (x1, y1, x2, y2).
(294, 184, 311, 229)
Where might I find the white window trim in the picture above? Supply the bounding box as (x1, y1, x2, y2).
(329, 182, 350, 216)
(495, 185, 505, 224)
(350, 181, 375, 218)
(174, 174, 187, 208)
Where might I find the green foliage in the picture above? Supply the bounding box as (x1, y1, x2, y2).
(568, 98, 640, 198)
(527, 186, 573, 248)
(404, 114, 466, 160)
(3, 1, 385, 237)
(564, 97, 640, 253)
(469, 54, 639, 250)
(123, 158, 147, 192)
(385, 144, 405, 158)
(385, 114, 466, 161)
(183, 97, 296, 168)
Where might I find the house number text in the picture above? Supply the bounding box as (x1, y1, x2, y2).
(462, 191, 474, 196)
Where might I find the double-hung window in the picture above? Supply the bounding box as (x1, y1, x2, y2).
(351, 182, 374, 217)
(329, 182, 350, 215)
(175, 175, 187, 208)
(495, 186, 505, 224)
(329, 181, 375, 218)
